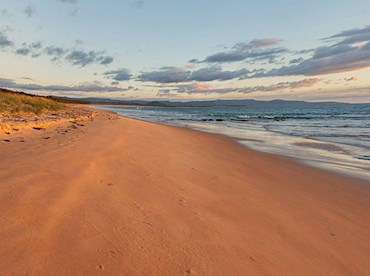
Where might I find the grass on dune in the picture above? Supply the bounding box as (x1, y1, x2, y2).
(0, 90, 64, 115)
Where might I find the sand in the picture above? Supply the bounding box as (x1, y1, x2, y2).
(0, 107, 370, 275)
(0, 105, 95, 134)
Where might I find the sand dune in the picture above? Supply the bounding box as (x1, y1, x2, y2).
(0, 107, 369, 275)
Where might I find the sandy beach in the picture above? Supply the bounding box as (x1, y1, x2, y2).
(1, 106, 370, 275)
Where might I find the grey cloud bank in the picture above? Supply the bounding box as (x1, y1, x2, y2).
(104, 68, 132, 81)
(324, 25, 370, 44)
(0, 32, 13, 48)
(130, 26, 370, 89)
(15, 48, 31, 56)
(190, 67, 249, 82)
(66, 50, 113, 67)
(157, 78, 321, 96)
(194, 38, 287, 64)
(0, 78, 125, 92)
(138, 67, 189, 83)
(138, 66, 249, 83)
(44, 46, 67, 61)
(254, 25, 370, 77)
(10, 40, 114, 67)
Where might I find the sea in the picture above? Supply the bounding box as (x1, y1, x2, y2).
(95, 103, 370, 181)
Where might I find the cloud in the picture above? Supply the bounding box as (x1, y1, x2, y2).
(118, 85, 138, 91)
(289, 57, 304, 64)
(0, 31, 114, 67)
(323, 25, 370, 45)
(15, 47, 31, 56)
(345, 76, 358, 82)
(254, 48, 370, 77)
(66, 50, 99, 66)
(189, 66, 249, 81)
(44, 46, 68, 61)
(14, 42, 43, 57)
(195, 38, 285, 64)
(187, 26, 370, 79)
(203, 47, 287, 63)
(188, 59, 199, 63)
(173, 83, 218, 94)
(0, 77, 125, 92)
(0, 32, 13, 48)
(233, 38, 280, 50)
(25, 5, 37, 18)
(311, 44, 353, 59)
(138, 67, 189, 83)
(157, 78, 321, 96)
(30, 41, 43, 50)
(97, 55, 114, 65)
(104, 68, 131, 81)
(10, 41, 115, 66)
(138, 66, 249, 83)
(254, 26, 370, 77)
(156, 83, 219, 97)
(287, 78, 322, 89)
(21, 77, 35, 81)
(203, 52, 247, 63)
(65, 50, 114, 67)
(58, 0, 79, 4)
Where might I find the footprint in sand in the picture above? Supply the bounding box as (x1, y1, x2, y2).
(179, 198, 187, 206)
(14, 137, 25, 142)
(185, 269, 194, 275)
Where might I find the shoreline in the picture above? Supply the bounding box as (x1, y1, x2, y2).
(93, 105, 370, 181)
(1, 106, 370, 275)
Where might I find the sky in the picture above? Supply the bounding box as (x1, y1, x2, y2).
(0, 0, 370, 102)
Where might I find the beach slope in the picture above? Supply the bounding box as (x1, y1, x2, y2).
(0, 108, 369, 275)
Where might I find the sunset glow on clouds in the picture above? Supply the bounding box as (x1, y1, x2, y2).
(0, 0, 370, 102)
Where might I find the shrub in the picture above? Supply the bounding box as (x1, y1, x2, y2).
(0, 90, 64, 115)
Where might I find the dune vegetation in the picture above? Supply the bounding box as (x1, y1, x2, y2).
(0, 89, 63, 115)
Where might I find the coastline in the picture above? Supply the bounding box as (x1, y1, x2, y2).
(94, 104, 370, 181)
(1, 106, 370, 275)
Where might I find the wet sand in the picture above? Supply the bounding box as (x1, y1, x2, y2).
(0, 107, 369, 275)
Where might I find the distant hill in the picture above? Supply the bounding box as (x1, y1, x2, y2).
(57, 96, 349, 108)
(55, 96, 149, 106)
(1, 88, 354, 109)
